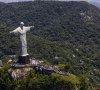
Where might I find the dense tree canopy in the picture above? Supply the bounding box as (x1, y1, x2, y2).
(0, 1, 100, 86)
(0, 65, 94, 90)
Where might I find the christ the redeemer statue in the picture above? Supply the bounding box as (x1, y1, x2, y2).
(10, 22, 34, 64)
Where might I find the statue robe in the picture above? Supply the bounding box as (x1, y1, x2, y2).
(11, 26, 32, 56)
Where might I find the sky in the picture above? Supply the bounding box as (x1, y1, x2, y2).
(60, 0, 100, 3)
(0, 0, 100, 4)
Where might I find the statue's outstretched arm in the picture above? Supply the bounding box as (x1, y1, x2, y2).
(25, 26, 34, 32)
(30, 26, 34, 28)
(10, 28, 18, 34)
(10, 31, 14, 34)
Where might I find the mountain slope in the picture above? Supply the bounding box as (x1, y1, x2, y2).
(0, 1, 100, 85)
(0, 1, 100, 45)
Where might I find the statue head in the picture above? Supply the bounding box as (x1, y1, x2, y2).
(20, 22, 24, 26)
(20, 22, 24, 29)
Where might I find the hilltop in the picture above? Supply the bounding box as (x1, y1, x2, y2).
(0, 64, 94, 90)
(0, 1, 100, 87)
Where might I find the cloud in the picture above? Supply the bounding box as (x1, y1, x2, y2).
(0, 0, 100, 3)
(60, 0, 100, 3)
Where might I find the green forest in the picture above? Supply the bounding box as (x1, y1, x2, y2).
(0, 1, 100, 90)
(0, 65, 94, 90)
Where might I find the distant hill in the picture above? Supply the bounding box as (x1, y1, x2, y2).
(0, 1, 100, 85)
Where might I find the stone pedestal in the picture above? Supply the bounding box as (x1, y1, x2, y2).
(18, 55, 30, 64)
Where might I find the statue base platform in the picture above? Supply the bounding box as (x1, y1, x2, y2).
(18, 55, 30, 64)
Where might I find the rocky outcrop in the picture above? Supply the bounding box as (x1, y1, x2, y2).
(0, 66, 2, 69)
(8, 67, 33, 80)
